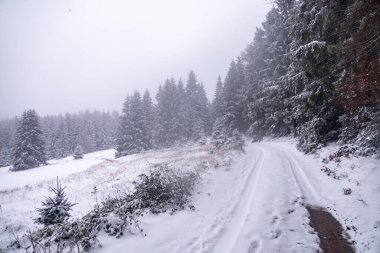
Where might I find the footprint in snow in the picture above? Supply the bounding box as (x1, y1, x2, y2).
(271, 215, 279, 225)
(248, 240, 261, 253)
(270, 229, 282, 239)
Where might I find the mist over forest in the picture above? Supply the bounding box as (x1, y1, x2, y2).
(0, 0, 379, 252)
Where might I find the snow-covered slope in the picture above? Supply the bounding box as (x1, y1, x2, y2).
(0, 140, 379, 252)
(0, 144, 226, 250)
(0, 149, 116, 191)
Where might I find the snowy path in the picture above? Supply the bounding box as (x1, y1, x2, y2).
(97, 141, 323, 253)
(208, 142, 320, 253)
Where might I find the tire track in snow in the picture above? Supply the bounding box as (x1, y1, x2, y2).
(282, 149, 321, 205)
(210, 147, 265, 253)
(164, 147, 263, 253)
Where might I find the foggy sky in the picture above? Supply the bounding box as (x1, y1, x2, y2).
(0, 0, 271, 119)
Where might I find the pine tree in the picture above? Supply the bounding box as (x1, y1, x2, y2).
(185, 71, 202, 140)
(229, 129, 245, 152)
(116, 95, 131, 157)
(211, 118, 230, 149)
(196, 83, 212, 135)
(185, 71, 210, 140)
(176, 79, 190, 140)
(220, 59, 248, 133)
(211, 117, 244, 151)
(116, 92, 149, 157)
(155, 79, 183, 147)
(211, 76, 225, 125)
(142, 90, 154, 149)
(12, 110, 47, 171)
(0, 118, 15, 167)
(333, 0, 380, 155)
(73, 144, 84, 160)
(35, 177, 76, 226)
(0, 147, 11, 167)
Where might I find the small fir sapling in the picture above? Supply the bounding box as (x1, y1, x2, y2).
(73, 144, 84, 160)
(35, 177, 76, 226)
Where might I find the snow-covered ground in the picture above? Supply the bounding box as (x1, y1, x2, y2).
(0, 144, 227, 250)
(0, 139, 379, 252)
(0, 149, 116, 191)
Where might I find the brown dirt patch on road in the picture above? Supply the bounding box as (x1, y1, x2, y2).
(306, 205, 355, 253)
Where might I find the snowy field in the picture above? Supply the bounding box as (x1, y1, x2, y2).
(0, 139, 379, 252)
(0, 149, 116, 191)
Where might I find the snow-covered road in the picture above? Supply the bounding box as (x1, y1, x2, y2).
(209, 142, 321, 253)
(98, 141, 326, 252)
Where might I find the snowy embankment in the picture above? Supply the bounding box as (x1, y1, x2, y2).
(0, 139, 379, 252)
(0, 144, 228, 250)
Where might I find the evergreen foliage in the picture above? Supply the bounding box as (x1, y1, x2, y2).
(35, 178, 76, 226)
(10, 163, 199, 252)
(211, 118, 245, 151)
(210, 0, 380, 156)
(155, 79, 184, 147)
(1, 0, 378, 158)
(0, 110, 118, 166)
(116, 92, 150, 157)
(211, 76, 225, 125)
(73, 144, 84, 160)
(211, 118, 231, 149)
(185, 72, 211, 138)
(0, 147, 11, 167)
(12, 110, 47, 171)
(142, 90, 155, 149)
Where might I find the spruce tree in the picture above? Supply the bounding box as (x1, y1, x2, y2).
(0, 147, 11, 167)
(196, 83, 212, 135)
(12, 110, 47, 171)
(176, 79, 190, 140)
(35, 177, 76, 226)
(185, 71, 210, 140)
(211, 76, 225, 125)
(116, 92, 149, 157)
(222, 59, 247, 132)
(155, 79, 183, 147)
(73, 144, 84, 160)
(142, 90, 154, 149)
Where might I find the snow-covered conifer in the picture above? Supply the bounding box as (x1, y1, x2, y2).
(35, 178, 76, 226)
(116, 92, 149, 157)
(73, 144, 84, 159)
(142, 90, 155, 149)
(12, 110, 47, 171)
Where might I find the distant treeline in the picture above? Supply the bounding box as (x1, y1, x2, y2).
(115, 71, 211, 157)
(0, 110, 119, 166)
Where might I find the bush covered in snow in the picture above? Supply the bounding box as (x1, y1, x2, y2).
(228, 130, 245, 152)
(134, 163, 199, 214)
(296, 118, 326, 153)
(211, 118, 245, 152)
(7, 163, 199, 252)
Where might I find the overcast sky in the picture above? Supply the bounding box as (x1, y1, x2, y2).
(0, 0, 271, 119)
